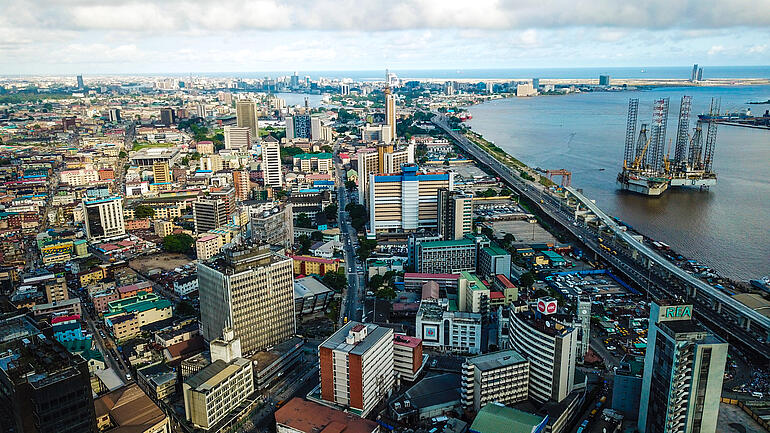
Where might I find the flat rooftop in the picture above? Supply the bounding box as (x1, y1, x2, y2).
(320, 321, 392, 356)
(466, 349, 527, 371)
(275, 398, 378, 433)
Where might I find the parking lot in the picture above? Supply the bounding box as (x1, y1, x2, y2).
(492, 219, 557, 244)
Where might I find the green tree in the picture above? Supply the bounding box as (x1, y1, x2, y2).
(311, 231, 324, 241)
(368, 274, 384, 290)
(503, 233, 515, 245)
(298, 234, 312, 254)
(296, 213, 312, 228)
(376, 286, 397, 300)
(321, 145, 333, 153)
(520, 272, 535, 288)
(344, 180, 357, 191)
(357, 238, 378, 262)
(134, 205, 155, 219)
(118, 151, 127, 158)
(345, 203, 368, 232)
(176, 300, 197, 317)
(322, 271, 347, 292)
(324, 204, 338, 221)
(163, 233, 195, 253)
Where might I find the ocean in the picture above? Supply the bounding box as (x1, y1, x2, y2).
(465, 85, 770, 280)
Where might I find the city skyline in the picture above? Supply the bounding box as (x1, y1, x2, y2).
(1, 0, 769, 74)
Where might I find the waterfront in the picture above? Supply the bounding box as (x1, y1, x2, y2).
(466, 86, 770, 280)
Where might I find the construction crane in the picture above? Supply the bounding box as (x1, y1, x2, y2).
(547, 169, 572, 187)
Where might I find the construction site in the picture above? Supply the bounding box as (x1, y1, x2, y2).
(617, 96, 720, 196)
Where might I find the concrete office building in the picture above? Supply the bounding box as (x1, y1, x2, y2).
(577, 297, 591, 361)
(0, 332, 97, 433)
(507, 300, 578, 403)
(159, 107, 175, 126)
(462, 350, 529, 412)
(183, 357, 254, 430)
(193, 197, 229, 234)
(198, 245, 295, 354)
(357, 143, 414, 206)
(236, 100, 258, 138)
(319, 322, 395, 417)
(152, 162, 171, 184)
(286, 115, 312, 140)
(477, 245, 511, 278)
(261, 136, 283, 188)
(250, 203, 294, 249)
(414, 235, 489, 274)
(638, 301, 728, 433)
(416, 299, 482, 354)
(310, 115, 333, 142)
(613, 355, 644, 419)
(437, 189, 473, 240)
(129, 147, 181, 168)
(83, 196, 126, 241)
(224, 126, 252, 150)
(459, 271, 490, 314)
(368, 164, 453, 234)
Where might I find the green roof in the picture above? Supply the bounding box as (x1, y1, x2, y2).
(483, 245, 509, 257)
(448, 299, 459, 312)
(295, 152, 333, 160)
(460, 271, 488, 291)
(470, 403, 546, 433)
(541, 250, 565, 261)
(421, 238, 475, 248)
(60, 337, 93, 353)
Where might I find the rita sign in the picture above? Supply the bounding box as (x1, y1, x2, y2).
(659, 304, 693, 321)
(537, 299, 558, 315)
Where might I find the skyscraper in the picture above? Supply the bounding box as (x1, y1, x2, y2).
(599, 75, 611, 86)
(76, 74, 84, 88)
(159, 107, 175, 126)
(108, 108, 121, 122)
(261, 136, 283, 188)
(437, 189, 474, 240)
(286, 115, 312, 140)
(637, 300, 728, 433)
(197, 245, 295, 354)
(232, 170, 250, 202)
(193, 196, 229, 233)
(384, 83, 396, 140)
(224, 125, 252, 150)
(83, 196, 126, 241)
(236, 100, 258, 138)
(691, 64, 699, 82)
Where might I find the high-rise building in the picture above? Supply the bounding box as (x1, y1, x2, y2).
(108, 108, 121, 122)
(414, 236, 481, 274)
(249, 203, 293, 249)
(261, 136, 283, 188)
(437, 189, 473, 240)
(152, 162, 171, 184)
(393, 334, 424, 382)
(236, 100, 258, 138)
(286, 115, 312, 140)
(232, 170, 250, 202)
(532, 77, 540, 89)
(319, 322, 395, 417)
(691, 64, 699, 82)
(356, 143, 414, 205)
(159, 107, 176, 126)
(368, 164, 453, 233)
(416, 299, 482, 354)
(76, 74, 84, 88)
(461, 350, 529, 412)
(224, 126, 252, 150)
(310, 115, 333, 142)
(507, 298, 578, 403)
(83, 196, 126, 241)
(599, 75, 611, 86)
(197, 245, 295, 354)
(697, 67, 703, 81)
(637, 301, 728, 433)
(576, 297, 591, 360)
(0, 331, 97, 433)
(384, 80, 396, 140)
(193, 196, 229, 233)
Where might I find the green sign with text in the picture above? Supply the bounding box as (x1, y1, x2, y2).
(659, 304, 693, 321)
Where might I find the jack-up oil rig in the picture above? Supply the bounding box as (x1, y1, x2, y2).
(617, 96, 720, 196)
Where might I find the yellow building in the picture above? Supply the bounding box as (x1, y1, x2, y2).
(152, 162, 172, 184)
(289, 255, 343, 276)
(80, 268, 106, 288)
(154, 220, 174, 238)
(196, 234, 222, 261)
(104, 292, 173, 341)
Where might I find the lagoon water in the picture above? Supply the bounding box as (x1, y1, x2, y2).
(466, 86, 770, 280)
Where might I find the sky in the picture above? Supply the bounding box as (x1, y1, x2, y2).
(1, 0, 769, 75)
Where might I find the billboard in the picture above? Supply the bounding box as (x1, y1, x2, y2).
(537, 298, 558, 315)
(422, 324, 439, 342)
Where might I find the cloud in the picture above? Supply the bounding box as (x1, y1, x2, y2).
(707, 44, 725, 55)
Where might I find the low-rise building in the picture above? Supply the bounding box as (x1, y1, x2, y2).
(94, 383, 171, 433)
(393, 334, 425, 382)
(469, 403, 547, 433)
(196, 234, 222, 261)
(104, 292, 173, 341)
(275, 398, 380, 433)
(249, 337, 305, 390)
(289, 255, 343, 276)
(293, 276, 334, 316)
(137, 363, 178, 401)
(173, 274, 198, 297)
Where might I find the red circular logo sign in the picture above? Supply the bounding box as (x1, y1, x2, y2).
(546, 302, 557, 314)
(538, 300, 546, 313)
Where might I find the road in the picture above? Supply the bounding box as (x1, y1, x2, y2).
(432, 112, 770, 362)
(333, 140, 364, 324)
(78, 294, 132, 382)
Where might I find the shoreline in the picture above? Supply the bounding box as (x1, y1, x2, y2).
(410, 77, 770, 86)
(451, 105, 757, 288)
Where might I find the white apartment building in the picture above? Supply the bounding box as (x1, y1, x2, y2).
(416, 300, 482, 354)
(224, 126, 252, 150)
(319, 322, 395, 417)
(261, 137, 283, 188)
(462, 350, 529, 412)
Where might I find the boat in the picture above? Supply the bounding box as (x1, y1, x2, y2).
(751, 277, 770, 294)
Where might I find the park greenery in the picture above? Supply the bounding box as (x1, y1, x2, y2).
(134, 205, 155, 219)
(163, 233, 195, 253)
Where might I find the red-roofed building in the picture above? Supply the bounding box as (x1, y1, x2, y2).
(492, 274, 519, 304)
(51, 314, 81, 324)
(393, 334, 424, 382)
(274, 398, 379, 433)
(118, 281, 153, 299)
(403, 272, 460, 292)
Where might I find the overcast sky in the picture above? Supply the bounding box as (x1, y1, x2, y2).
(1, 0, 769, 75)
